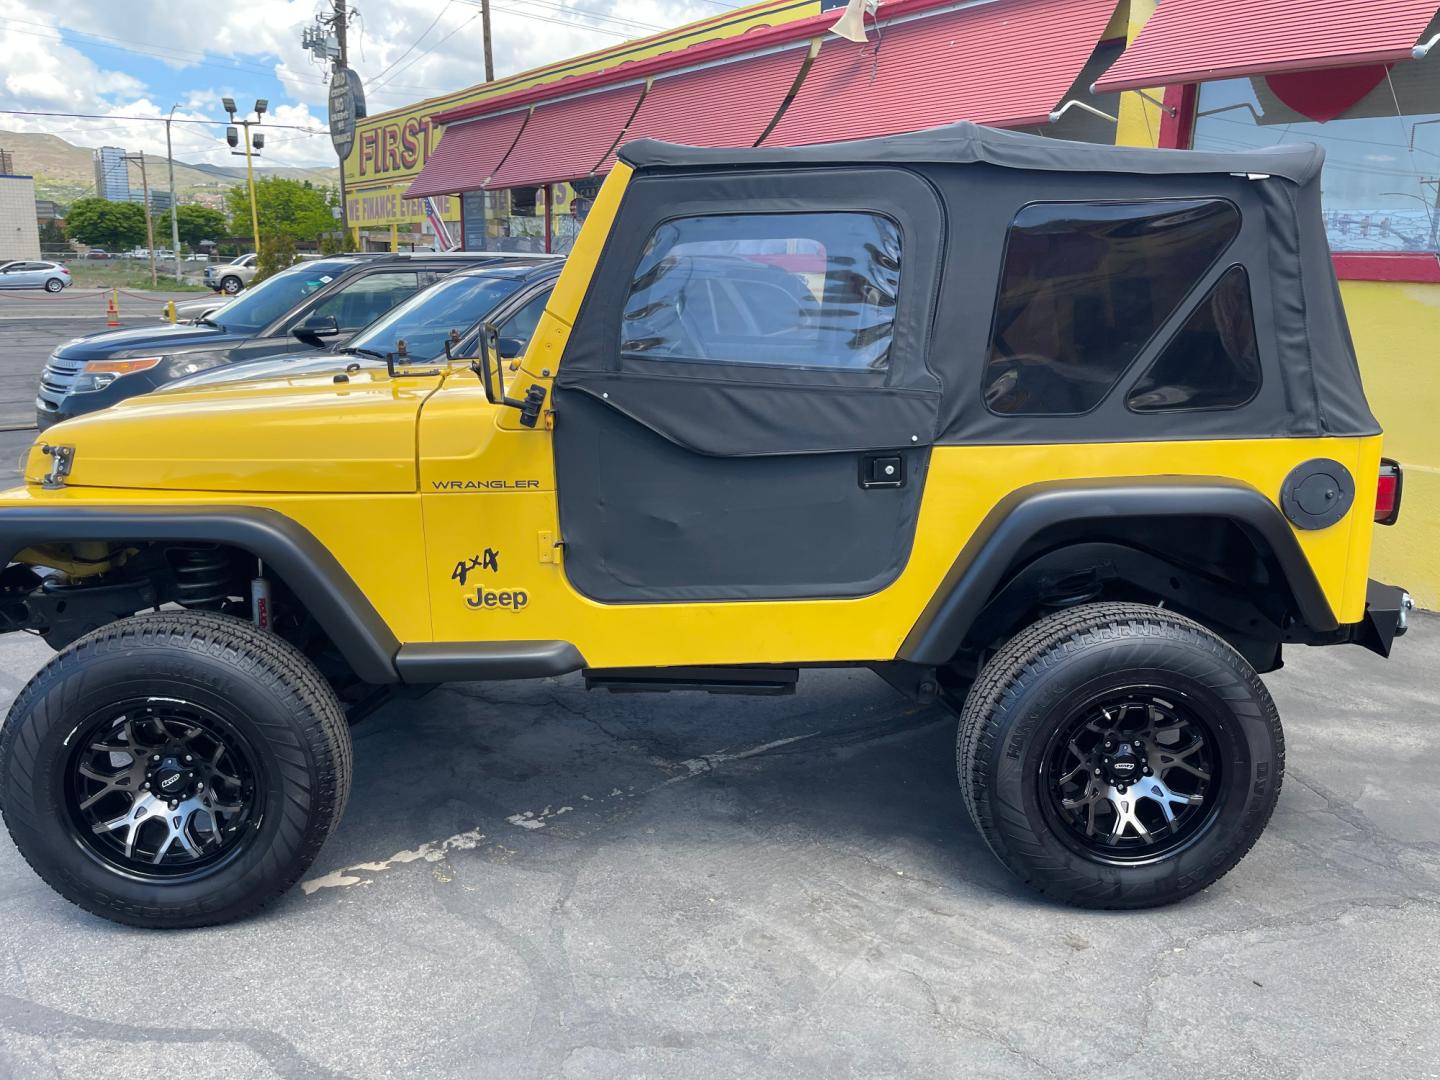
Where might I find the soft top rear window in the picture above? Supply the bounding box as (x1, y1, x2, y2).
(983, 198, 1241, 416)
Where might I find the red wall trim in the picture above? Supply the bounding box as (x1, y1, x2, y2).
(1157, 84, 1197, 149)
(1333, 252, 1440, 284)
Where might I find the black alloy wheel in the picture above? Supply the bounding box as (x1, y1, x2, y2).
(1042, 690, 1218, 862)
(67, 698, 263, 879)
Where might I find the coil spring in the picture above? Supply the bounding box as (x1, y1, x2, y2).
(169, 545, 236, 608)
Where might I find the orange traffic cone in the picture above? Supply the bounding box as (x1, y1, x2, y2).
(105, 288, 120, 328)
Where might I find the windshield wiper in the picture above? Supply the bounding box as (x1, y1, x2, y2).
(340, 345, 388, 361)
(198, 316, 225, 330)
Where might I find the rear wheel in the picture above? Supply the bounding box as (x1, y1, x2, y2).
(0, 611, 351, 928)
(44, 277, 64, 293)
(957, 602, 1283, 908)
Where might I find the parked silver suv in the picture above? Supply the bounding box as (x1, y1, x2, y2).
(203, 253, 257, 294)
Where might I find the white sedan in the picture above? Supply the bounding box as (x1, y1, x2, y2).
(0, 260, 73, 292)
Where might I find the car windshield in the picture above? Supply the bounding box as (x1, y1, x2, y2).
(348, 273, 527, 361)
(206, 261, 352, 334)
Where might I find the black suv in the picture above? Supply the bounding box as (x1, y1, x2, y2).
(36, 252, 557, 429)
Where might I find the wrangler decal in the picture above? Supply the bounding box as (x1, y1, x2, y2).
(431, 479, 541, 491)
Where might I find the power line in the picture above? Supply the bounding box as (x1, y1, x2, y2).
(0, 108, 328, 134)
(371, 0, 457, 84)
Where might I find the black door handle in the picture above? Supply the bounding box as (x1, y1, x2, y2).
(860, 454, 905, 489)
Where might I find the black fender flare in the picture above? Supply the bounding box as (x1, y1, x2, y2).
(0, 505, 400, 683)
(898, 477, 1339, 665)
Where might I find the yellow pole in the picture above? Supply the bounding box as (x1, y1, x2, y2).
(390, 223, 398, 253)
(242, 121, 262, 256)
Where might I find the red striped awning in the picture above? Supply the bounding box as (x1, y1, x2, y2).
(764, 0, 1120, 146)
(1093, 0, 1440, 93)
(486, 84, 644, 189)
(599, 47, 808, 172)
(404, 110, 528, 198)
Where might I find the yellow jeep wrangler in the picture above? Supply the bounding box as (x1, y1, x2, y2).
(0, 124, 1411, 927)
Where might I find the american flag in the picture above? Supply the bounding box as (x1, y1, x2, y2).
(424, 197, 457, 251)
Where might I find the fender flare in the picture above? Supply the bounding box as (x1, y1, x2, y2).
(0, 504, 400, 684)
(898, 477, 1339, 666)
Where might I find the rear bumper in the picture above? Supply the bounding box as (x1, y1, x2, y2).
(1350, 580, 1413, 658)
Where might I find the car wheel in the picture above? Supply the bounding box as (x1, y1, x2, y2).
(0, 610, 352, 928)
(44, 277, 64, 293)
(957, 602, 1283, 909)
(221, 276, 243, 295)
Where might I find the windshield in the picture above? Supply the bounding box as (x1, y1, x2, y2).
(206, 261, 352, 334)
(349, 273, 526, 361)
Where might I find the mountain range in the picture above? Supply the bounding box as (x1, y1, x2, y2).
(0, 128, 339, 206)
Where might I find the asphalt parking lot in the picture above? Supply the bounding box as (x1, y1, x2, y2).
(0, 296, 1437, 1079)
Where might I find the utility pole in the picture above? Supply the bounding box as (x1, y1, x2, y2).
(165, 105, 182, 283)
(335, 0, 351, 237)
(126, 152, 157, 286)
(482, 0, 495, 82)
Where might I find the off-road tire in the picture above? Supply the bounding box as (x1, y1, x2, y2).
(0, 611, 351, 928)
(220, 275, 243, 294)
(44, 277, 64, 293)
(957, 602, 1283, 908)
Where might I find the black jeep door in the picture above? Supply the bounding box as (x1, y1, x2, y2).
(553, 167, 945, 602)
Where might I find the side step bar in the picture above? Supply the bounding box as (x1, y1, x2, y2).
(585, 666, 799, 695)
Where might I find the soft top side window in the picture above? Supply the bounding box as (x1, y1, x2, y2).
(983, 198, 1241, 416)
(1127, 265, 1262, 413)
(619, 212, 902, 372)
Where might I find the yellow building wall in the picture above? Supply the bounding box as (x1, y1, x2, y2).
(1341, 280, 1440, 608)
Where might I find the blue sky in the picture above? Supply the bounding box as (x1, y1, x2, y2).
(0, 0, 734, 167)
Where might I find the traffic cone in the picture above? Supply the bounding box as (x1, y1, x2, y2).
(105, 288, 120, 328)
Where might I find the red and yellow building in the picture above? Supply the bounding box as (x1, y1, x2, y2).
(345, 0, 1440, 605)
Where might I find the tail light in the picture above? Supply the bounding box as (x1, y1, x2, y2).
(1375, 459, 1403, 525)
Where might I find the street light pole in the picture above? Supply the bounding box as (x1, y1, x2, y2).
(165, 105, 182, 282)
(224, 98, 265, 256)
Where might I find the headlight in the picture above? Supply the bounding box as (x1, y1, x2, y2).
(71, 355, 165, 393)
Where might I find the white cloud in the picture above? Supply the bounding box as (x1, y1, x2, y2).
(0, 0, 732, 168)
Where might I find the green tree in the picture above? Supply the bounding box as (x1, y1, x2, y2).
(255, 234, 298, 283)
(38, 219, 66, 248)
(65, 198, 146, 249)
(174, 205, 227, 251)
(226, 178, 336, 246)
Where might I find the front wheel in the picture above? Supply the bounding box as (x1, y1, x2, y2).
(0, 611, 352, 928)
(957, 602, 1283, 909)
(220, 276, 243, 295)
(44, 277, 64, 293)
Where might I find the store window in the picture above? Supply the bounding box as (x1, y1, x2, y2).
(1191, 46, 1440, 254)
(1127, 265, 1261, 413)
(984, 199, 1240, 415)
(620, 212, 902, 370)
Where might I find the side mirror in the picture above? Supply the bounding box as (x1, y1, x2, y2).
(471, 322, 546, 428)
(293, 314, 340, 343)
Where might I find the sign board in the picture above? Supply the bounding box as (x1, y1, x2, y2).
(328, 67, 367, 160)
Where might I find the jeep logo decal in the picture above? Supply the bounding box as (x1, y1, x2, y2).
(466, 587, 528, 611)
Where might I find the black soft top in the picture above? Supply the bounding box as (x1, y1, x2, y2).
(580, 122, 1377, 448)
(618, 120, 1325, 185)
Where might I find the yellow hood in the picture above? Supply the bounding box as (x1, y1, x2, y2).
(27, 370, 440, 493)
